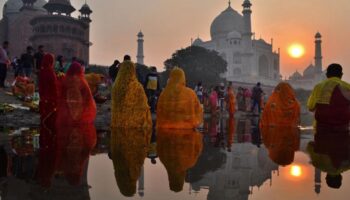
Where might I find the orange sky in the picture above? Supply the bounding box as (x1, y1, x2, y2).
(1, 0, 349, 80)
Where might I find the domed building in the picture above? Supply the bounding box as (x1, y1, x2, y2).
(0, 0, 92, 64)
(193, 0, 280, 86)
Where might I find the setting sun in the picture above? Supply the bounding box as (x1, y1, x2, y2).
(288, 44, 305, 58)
(290, 165, 302, 177)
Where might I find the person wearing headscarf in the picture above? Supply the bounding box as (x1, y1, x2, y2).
(110, 128, 151, 197)
(56, 62, 96, 125)
(157, 67, 203, 129)
(12, 76, 35, 100)
(261, 126, 300, 166)
(260, 82, 300, 127)
(157, 129, 202, 192)
(111, 60, 152, 128)
(308, 63, 350, 127)
(209, 87, 219, 115)
(226, 82, 236, 116)
(39, 53, 58, 126)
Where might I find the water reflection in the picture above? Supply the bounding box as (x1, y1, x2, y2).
(157, 129, 203, 192)
(261, 126, 300, 166)
(110, 128, 151, 197)
(307, 126, 350, 189)
(1, 114, 350, 199)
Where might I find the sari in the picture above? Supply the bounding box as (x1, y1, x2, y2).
(39, 53, 58, 126)
(56, 62, 96, 125)
(260, 82, 300, 127)
(209, 90, 218, 115)
(157, 129, 202, 192)
(111, 61, 152, 128)
(12, 76, 35, 97)
(157, 68, 202, 129)
(226, 86, 236, 116)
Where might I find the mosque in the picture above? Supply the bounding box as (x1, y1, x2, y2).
(192, 0, 280, 86)
(0, 0, 92, 64)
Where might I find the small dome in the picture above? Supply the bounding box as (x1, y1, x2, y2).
(137, 31, 144, 37)
(315, 32, 322, 38)
(79, 3, 92, 14)
(44, 0, 75, 15)
(227, 31, 241, 39)
(210, 5, 244, 40)
(3, 0, 47, 15)
(192, 38, 203, 46)
(303, 64, 315, 77)
(290, 71, 302, 80)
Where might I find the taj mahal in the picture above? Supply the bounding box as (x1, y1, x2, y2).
(192, 0, 280, 86)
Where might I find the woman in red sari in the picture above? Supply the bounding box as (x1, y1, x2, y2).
(39, 53, 58, 126)
(56, 62, 96, 125)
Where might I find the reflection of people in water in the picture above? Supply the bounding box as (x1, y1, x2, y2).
(307, 126, 350, 189)
(110, 128, 151, 197)
(36, 123, 56, 187)
(147, 127, 158, 164)
(157, 129, 203, 192)
(0, 145, 7, 178)
(226, 117, 235, 152)
(260, 82, 300, 127)
(55, 124, 97, 186)
(250, 117, 262, 148)
(236, 117, 252, 143)
(261, 126, 300, 166)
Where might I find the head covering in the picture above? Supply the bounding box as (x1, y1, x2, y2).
(39, 53, 58, 125)
(157, 67, 203, 129)
(111, 61, 152, 128)
(85, 73, 104, 95)
(157, 129, 203, 192)
(56, 62, 96, 125)
(261, 82, 300, 127)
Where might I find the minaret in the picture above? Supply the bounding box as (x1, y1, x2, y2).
(314, 32, 323, 73)
(137, 31, 145, 65)
(242, 0, 253, 50)
(314, 168, 321, 195)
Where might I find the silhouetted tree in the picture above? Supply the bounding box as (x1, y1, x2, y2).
(163, 46, 227, 88)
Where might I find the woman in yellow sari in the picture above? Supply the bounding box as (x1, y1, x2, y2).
(111, 61, 152, 128)
(157, 67, 203, 129)
(260, 82, 300, 127)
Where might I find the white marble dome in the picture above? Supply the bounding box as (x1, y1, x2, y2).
(210, 5, 244, 40)
(3, 0, 47, 15)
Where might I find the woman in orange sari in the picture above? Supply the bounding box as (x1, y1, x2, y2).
(260, 82, 300, 127)
(226, 84, 236, 116)
(56, 62, 96, 125)
(157, 67, 203, 129)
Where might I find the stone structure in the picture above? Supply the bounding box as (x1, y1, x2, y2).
(192, 0, 280, 86)
(287, 33, 325, 90)
(137, 30, 144, 65)
(0, 0, 92, 64)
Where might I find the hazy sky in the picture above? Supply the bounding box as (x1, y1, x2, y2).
(1, 0, 349, 79)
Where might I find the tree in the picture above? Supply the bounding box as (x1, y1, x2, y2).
(163, 46, 227, 88)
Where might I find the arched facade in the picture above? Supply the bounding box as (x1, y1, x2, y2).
(258, 55, 269, 78)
